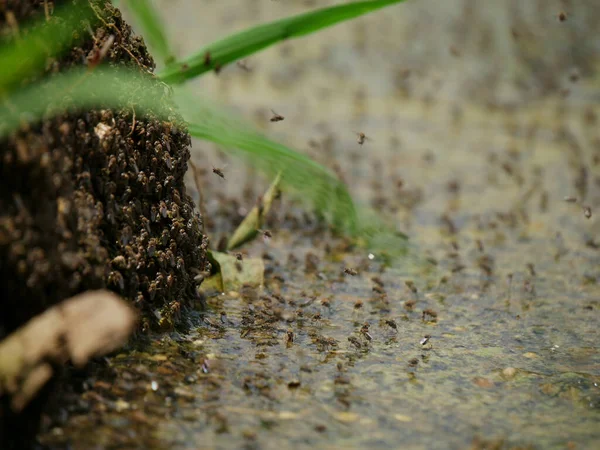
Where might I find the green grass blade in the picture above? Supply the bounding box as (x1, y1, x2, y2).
(355, 206, 409, 261)
(118, 0, 174, 65)
(0, 67, 407, 256)
(173, 90, 358, 234)
(0, 68, 408, 260)
(0, 67, 175, 138)
(0, 3, 95, 94)
(158, 0, 407, 84)
(0, 65, 356, 234)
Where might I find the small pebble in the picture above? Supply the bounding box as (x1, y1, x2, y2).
(502, 367, 517, 378)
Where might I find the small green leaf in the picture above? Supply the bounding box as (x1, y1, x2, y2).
(118, 0, 175, 65)
(158, 0, 407, 84)
(0, 67, 174, 138)
(227, 173, 281, 251)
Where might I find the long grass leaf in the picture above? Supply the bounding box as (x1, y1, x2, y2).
(118, 0, 174, 65)
(158, 0, 407, 84)
(0, 3, 95, 94)
(0, 65, 356, 234)
(0, 67, 175, 138)
(173, 90, 358, 234)
(0, 67, 409, 260)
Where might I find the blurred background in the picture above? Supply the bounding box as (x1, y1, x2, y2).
(150, 0, 600, 247)
(83, 2, 599, 448)
(161, 0, 600, 105)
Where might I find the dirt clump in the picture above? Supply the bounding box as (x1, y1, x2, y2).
(0, 0, 209, 340)
(1, 0, 209, 447)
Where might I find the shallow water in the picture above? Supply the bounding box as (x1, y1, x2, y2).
(42, 1, 599, 449)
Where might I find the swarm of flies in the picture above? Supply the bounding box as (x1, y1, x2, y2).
(405, 280, 417, 294)
(347, 336, 362, 349)
(344, 267, 358, 276)
(236, 59, 251, 72)
(563, 196, 593, 219)
(372, 284, 386, 295)
(285, 329, 294, 346)
(354, 131, 370, 145)
(420, 334, 432, 349)
(372, 276, 384, 287)
(422, 308, 438, 322)
(384, 319, 397, 331)
(220, 311, 234, 326)
(258, 229, 272, 241)
(270, 110, 285, 122)
(212, 166, 226, 179)
(360, 322, 372, 341)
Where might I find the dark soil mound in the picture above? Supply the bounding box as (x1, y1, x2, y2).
(0, 0, 209, 340)
(0, 2, 208, 446)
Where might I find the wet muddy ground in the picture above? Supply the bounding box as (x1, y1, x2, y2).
(41, 1, 599, 449)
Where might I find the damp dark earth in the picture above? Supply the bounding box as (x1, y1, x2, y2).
(37, 1, 599, 449)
